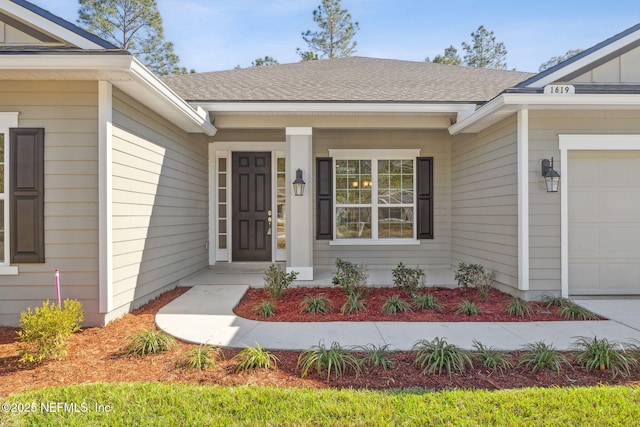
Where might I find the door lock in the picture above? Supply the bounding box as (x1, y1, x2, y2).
(267, 210, 273, 236)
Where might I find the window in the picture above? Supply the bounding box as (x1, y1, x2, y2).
(331, 149, 420, 242)
(0, 113, 18, 266)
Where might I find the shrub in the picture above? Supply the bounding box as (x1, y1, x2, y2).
(17, 299, 84, 366)
(391, 262, 425, 297)
(298, 341, 361, 380)
(412, 337, 472, 376)
(264, 264, 298, 299)
(505, 296, 533, 319)
(472, 340, 514, 374)
(233, 343, 278, 372)
(454, 263, 486, 288)
(559, 302, 599, 320)
(572, 336, 636, 379)
(518, 341, 570, 374)
(540, 294, 571, 308)
(455, 299, 481, 316)
(413, 293, 444, 312)
(253, 300, 276, 318)
(341, 292, 366, 315)
(332, 258, 368, 297)
(123, 328, 176, 357)
(355, 344, 395, 370)
(300, 294, 333, 314)
(381, 294, 411, 315)
(179, 344, 222, 370)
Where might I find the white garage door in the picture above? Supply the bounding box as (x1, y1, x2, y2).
(569, 151, 640, 295)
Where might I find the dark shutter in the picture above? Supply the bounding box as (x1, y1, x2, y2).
(316, 157, 333, 240)
(10, 128, 45, 263)
(416, 157, 433, 239)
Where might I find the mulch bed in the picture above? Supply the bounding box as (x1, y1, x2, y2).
(1, 286, 636, 398)
(233, 286, 597, 322)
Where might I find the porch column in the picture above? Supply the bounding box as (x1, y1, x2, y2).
(286, 127, 313, 280)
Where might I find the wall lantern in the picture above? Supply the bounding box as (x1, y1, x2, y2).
(292, 168, 306, 196)
(541, 158, 560, 192)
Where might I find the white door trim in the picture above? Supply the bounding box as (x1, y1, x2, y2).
(559, 134, 640, 297)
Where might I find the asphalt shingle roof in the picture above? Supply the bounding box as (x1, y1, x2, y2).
(162, 57, 534, 103)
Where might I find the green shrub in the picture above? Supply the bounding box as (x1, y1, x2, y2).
(17, 299, 84, 366)
(233, 343, 278, 372)
(413, 293, 444, 312)
(123, 328, 176, 357)
(300, 294, 333, 314)
(341, 292, 366, 315)
(179, 345, 222, 370)
(454, 263, 486, 288)
(355, 344, 395, 370)
(391, 262, 425, 297)
(505, 296, 533, 319)
(540, 294, 571, 308)
(559, 302, 599, 320)
(518, 341, 570, 374)
(298, 341, 361, 380)
(572, 336, 636, 379)
(263, 264, 298, 299)
(332, 258, 368, 297)
(381, 294, 411, 315)
(412, 337, 472, 376)
(253, 300, 276, 318)
(455, 299, 481, 316)
(472, 340, 514, 374)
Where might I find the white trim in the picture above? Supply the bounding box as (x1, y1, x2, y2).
(208, 143, 216, 265)
(517, 110, 529, 291)
(0, 0, 105, 49)
(98, 81, 113, 313)
(211, 141, 286, 151)
(194, 102, 476, 114)
(287, 266, 313, 281)
(330, 239, 420, 246)
(329, 149, 421, 159)
(0, 112, 18, 273)
(285, 127, 313, 136)
(558, 134, 640, 297)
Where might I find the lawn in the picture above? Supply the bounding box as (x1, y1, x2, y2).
(1, 383, 639, 426)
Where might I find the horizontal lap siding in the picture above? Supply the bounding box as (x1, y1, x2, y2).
(313, 129, 451, 269)
(0, 81, 100, 326)
(528, 110, 640, 293)
(451, 117, 518, 289)
(109, 89, 208, 322)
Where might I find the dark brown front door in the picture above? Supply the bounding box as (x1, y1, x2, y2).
(232, 152, 272, 261)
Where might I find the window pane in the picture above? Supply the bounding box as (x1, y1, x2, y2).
(336, 160, 371, 206)
(336, 207, 371, 239)
(378, 207, 413, 238)
(218, 157, 226, 172)
(277, 158, 285, 172)
(0, 200, 4, 261)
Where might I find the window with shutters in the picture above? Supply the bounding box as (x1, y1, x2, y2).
(329, 149, 421, 244)
(0, 113, 18, 267)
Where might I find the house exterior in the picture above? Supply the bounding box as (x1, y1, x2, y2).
(1, 0, 640, 327)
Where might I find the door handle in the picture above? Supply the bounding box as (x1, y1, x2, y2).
(267, 210, 272, 236)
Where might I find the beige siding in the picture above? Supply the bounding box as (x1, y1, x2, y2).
(451, 117, 519, 289)
(0, 81, 100, 326)
(313, 129, 451, 269)
(109, 88, 209, 323)
(528, 109, 640, 294)
(570, 46, 640, 84)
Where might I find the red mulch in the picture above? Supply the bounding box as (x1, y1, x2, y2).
(233, 286, 596, 322)
(1, 286, 637, 398)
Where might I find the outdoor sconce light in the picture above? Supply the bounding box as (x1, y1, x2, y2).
(292, 168, 306, 196)
(541, 158, 560, 193)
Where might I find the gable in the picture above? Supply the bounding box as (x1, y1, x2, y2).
(568, 45, 640, 84)
(0, 11, 68, 47)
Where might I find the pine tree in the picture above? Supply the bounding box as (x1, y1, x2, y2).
(427, 45, 462, 65)
(461, 25, 507, 69)
(300, 0, 359, 59)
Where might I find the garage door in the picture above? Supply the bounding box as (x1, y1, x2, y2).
(569, 151, 640, 295)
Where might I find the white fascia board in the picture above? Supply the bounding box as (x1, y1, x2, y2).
(449, 93, 640, 134)
(0, 53, 133, 71)
(193, 101, 476, 115)
(523, 28, 640, 88)
(0, 0, 103, 49)
(128, 59, 217, 136)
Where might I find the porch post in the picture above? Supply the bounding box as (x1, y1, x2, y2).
(286, 127, 313, 280)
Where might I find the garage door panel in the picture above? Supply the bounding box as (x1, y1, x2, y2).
(569, 151, 640, 295)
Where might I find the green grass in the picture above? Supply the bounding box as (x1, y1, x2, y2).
(2, 383, 640, 426)
(381, 294, 411, 315)
(300, 294, 333, 314)
(412, 293, 444, 312)
(455, 299, 482, 316)
(233, 343, 278, 372)
(122, 328, 176, 357)
(298, 341, 361, 380)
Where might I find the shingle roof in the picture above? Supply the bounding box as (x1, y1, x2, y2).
(162, 57, 534, 103)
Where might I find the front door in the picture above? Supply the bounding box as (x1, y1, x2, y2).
(232, 152, 272, 261)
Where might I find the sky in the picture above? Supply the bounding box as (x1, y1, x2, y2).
(41, 0, 640, 73)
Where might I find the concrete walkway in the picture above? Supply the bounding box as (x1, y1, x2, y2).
(156, 282, 640, 352)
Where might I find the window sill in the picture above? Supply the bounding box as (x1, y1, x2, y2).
(329, 239, 421, 246)
(0, 265, 19, 275)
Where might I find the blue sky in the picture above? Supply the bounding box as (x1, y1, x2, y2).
(42, 0, 640, 73)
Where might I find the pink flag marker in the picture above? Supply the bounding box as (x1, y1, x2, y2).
(55, 268, 61, 307)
